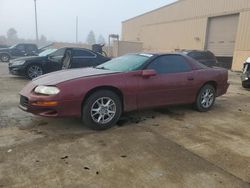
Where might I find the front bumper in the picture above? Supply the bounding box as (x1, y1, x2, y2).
(241, 73, 249, 82)
(242, 80, 250, 88)
(8, 64, 25, 76)
(241, 73, 250, 88)
(19, 94, 82, 118)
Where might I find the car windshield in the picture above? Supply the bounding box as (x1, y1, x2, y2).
(96, 54, 152, 72)
(39, 49, 57, 56)
(9, 45, 17, 49)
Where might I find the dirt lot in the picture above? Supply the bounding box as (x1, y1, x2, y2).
(0, 63, 249, 188)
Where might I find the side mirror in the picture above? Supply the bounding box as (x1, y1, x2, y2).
(142, 69, 157, 78)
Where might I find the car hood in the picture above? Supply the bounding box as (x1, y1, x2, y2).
(9, 56, 45, 67)
(32, 67, 119, 85)
(12, 56, 42, 62)
(0, 48, 10, 53)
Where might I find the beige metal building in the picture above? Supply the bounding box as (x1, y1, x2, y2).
(122, 0, 250, 71)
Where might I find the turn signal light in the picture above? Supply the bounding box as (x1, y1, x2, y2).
(32, 101, 58, 106)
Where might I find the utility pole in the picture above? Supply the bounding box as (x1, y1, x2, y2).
(34, 0, 39, 44)
(76, 16, 78, 43)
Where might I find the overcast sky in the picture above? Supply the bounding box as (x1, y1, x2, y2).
(0, 0, 176, 43)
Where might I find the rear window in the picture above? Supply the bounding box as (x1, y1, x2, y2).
(188, 51, 215, 60)
(73, 49, 96, 57)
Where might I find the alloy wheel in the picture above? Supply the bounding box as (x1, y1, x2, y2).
(27, 65, 43, 79)
(200, 88, 215, 108)
(91, 97, 116, 124)
(1, 55, 10, 62)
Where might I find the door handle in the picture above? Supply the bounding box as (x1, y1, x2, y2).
(187, 77, 194, 81)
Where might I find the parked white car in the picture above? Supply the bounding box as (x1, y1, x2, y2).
(241, 57, 250, 88)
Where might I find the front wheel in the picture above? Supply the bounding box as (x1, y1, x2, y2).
(195, 84, 216, 112)
(82, 90, 122, 130)
(242, 82, 250, 89)
(26, 64, 43, 79)
(0, 54, 10, 62)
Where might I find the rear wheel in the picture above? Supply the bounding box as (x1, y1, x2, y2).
(0, 54, 10, 62)
(82, 90, 122, 130)
(26, 64, 43, 79)
(195, 84, 216, 112)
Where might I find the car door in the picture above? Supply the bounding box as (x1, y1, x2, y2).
(25, 45, 38, 56)
(70, 49, 97, 68)
(46, 48, 66, 72)
(137, 55, 197, 109)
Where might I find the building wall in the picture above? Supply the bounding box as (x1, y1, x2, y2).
(140, 18, 207, 52)
(122, 0, 250, 41)
(122, 0, 250, 70)
(233, 10, 250, 70)
(113, 41, 143, 57)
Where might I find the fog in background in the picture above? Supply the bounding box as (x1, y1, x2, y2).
(0, 0, 176, 44)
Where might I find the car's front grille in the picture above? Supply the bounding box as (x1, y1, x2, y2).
(20, 95, 29, 108)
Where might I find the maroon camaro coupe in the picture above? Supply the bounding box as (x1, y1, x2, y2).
(19, 53, 229, 130)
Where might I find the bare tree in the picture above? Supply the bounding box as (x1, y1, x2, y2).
(97, 35, 106, 44)
(7, 28, 18, 45)
(0, 36, 7, 45)
(86, 30, 96, 45)
(39, 35, 47, 46)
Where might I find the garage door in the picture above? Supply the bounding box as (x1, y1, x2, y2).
(206, 14, 239, 57)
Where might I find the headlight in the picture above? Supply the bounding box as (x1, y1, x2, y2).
(13, 60, 25, 66)
(34, 86, 60, 95)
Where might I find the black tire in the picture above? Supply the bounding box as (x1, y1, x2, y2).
(0, 53, 10, 62)
(82, 90, 122, 130)
(242, 82, 250, 89)
(25, 64, 44, 80)
(195, 84, 216, 112)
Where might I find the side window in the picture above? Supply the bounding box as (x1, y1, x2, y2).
(147, 55, 191, 74)
(16, 45, 25, 51)
(73, 49, 96, 57)
(26, 45, 37, 53)
(51, 48, 65, 57)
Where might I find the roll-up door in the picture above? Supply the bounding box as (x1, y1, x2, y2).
(206, 14, 239, 57)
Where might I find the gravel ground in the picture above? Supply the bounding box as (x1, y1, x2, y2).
(0, 63, 249, 188)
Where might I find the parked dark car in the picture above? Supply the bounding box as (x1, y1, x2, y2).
(9, 47, 110, 79)
(0, 43, 39, 62)
(19, 53, 229, 130)
(182, 50, 218, 67)
(0, 45, 10, 49)
(241, 57, 250, 88)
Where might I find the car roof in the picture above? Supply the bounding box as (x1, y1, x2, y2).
(18, 43, 36, 45)
(66, 47, 93, 51)
(180, 50, 213, 54)
(135, 52, 186, 57)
